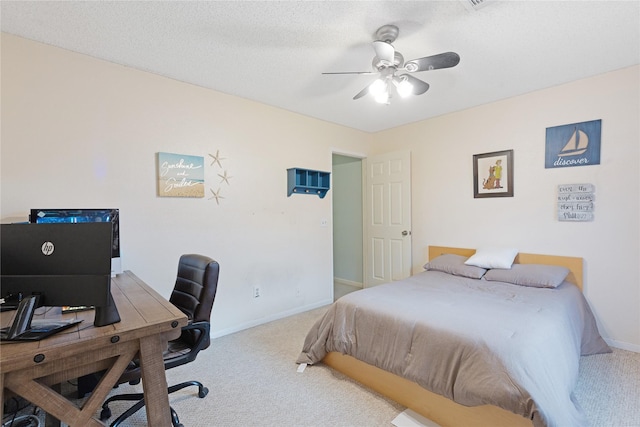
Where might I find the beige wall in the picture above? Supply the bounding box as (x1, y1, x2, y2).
(372, 66, 640, 350)
(2, 33, 638, 350)
(0, 33, 372, 336)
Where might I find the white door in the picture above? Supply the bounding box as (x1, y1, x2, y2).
(364, 150, 412, 287)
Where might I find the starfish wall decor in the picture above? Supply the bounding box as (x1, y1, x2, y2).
(208, 187, 224, 204)
(208, 150, 224, 168)
(218, 170, 232, 185)
(207, 149, 232, 204)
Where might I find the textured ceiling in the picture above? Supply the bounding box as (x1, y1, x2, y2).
(2, 1, 639, 133)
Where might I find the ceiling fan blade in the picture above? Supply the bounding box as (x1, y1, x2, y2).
(401, 74, 430, 95)
(404, 52, 460, 73)
(372, 40, 395, 65)
(322, 71, 376, 75)
(353, 83, 373, 100)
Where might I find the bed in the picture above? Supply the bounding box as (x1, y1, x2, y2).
(297, 246, 610, 427)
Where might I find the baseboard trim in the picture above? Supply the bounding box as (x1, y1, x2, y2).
(605, 338, 640, 353)
(334, 277, 363, 289)
(210, 299, 332, 339)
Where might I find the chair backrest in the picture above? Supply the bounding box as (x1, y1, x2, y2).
(169, 254, 219, 347)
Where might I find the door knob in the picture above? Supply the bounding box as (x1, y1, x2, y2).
(402, 230, 411, 236)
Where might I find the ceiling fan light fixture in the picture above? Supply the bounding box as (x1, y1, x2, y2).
(374, 91, 389, 104)
(369, 79, 387, 96)
(369, 78, 390, 104)
(394, 76, 413, 98)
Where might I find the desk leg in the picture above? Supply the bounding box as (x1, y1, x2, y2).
(1, 373, 4, 420)
(44, 384, 61, 427)
(139, 335, 172, 427)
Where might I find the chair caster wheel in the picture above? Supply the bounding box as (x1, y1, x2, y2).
(100, 407, 111, 421)
(199, 387, 209, 398)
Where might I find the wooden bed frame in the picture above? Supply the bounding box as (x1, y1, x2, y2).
(323, 246, 584, 427)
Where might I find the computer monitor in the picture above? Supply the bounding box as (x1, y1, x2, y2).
(29, 208, 122, 275)
(0, 222, 121, 328)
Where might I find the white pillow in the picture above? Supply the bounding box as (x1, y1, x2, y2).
(464, 247, 518, 269)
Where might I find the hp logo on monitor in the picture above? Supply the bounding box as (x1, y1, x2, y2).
(41, 241, 55, 256)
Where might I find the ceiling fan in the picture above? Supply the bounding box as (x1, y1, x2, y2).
(324, 24, 460, 104)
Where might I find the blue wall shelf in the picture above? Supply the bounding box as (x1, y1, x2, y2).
(287, 168, 331, 198)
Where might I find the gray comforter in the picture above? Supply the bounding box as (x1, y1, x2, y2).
(297, 270, 610, 427)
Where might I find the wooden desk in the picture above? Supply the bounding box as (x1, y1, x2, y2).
(0, 271, 188, 426)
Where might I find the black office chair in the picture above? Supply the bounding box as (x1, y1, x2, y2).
(100, 254, 220, 427)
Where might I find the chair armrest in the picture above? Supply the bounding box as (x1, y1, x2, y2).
(182, 320, 211, 353)
(162, 321, 211, 370)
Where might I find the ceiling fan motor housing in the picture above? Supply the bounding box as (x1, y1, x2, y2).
(374, 24, 399, 43)
(372, 52, 404, 70)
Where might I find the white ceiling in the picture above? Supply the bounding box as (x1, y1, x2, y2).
(2, 1, 639, 133)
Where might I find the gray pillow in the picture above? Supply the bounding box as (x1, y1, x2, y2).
(484, 263, 570, 288)
(424, 254, 487, 279)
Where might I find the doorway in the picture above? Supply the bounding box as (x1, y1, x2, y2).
(332, 154, 363, 300)
(331, 150, 412, 299)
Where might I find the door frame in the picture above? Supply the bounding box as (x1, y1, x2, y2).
(330, 148, 366, 300)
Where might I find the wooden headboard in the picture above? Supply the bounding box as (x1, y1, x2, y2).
(428, 246, 584, 291)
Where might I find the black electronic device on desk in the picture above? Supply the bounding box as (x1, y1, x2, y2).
(0, 222, 120, 342)
(30, 208, 122, 276)
(0, 292, 23, 312)
(0, 296, 82, 341)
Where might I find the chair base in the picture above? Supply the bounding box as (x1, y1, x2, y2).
(100, 380, 209, 427)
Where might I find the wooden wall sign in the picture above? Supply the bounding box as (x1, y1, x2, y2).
(545, 120, 601, 169)
(557, 183, 595, 221)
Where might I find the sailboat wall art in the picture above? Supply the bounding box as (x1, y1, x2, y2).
(545, 119, 601, 169)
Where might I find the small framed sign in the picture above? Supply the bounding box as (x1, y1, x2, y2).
(557, 183, 595, 221)
(473, 150, 514, 198)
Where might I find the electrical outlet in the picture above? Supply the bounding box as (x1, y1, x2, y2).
(253, 286, 261, 299)
(320, 219, 328, 227)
